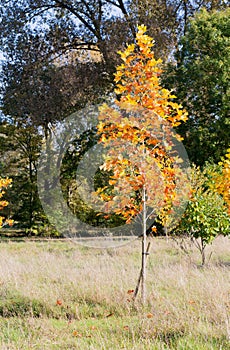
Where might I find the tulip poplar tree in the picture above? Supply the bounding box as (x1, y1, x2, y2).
(96, 25, 188, 303)
(0, 177, 13, 228)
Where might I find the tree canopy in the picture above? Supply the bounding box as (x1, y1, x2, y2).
(165, 8, 230, 165)
(97, 25, 189, 229)
(1, 1, 227, 129)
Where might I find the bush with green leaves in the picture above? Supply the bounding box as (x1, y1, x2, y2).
(175, 165, 230, 265)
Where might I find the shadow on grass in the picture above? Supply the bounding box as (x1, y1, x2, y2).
(0, 289, 77, 320)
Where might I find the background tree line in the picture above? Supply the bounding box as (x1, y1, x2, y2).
(0, 0, 229, 237)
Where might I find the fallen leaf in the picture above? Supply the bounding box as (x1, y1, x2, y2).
(127, 289, 134, 294)
(72, 330, 82, 337)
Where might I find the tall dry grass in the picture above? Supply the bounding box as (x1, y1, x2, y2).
(0, 235, 229, 349)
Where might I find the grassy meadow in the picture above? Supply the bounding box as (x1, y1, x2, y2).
(0, 235, 229, 349)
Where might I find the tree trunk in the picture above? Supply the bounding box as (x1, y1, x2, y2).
(133, 241, 151, 301)
(141, 186, 147, 304)
(201, 238, 206, 266)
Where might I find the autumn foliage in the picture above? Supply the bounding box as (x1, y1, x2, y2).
(96, 25, 188, 227)
(216, 148, 230, 215)
(114, 25, 187, 127)
(0, 177, 13, 228)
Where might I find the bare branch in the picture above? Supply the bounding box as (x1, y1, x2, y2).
(54, 0, 98, 37)
(106, 0, 136, 38)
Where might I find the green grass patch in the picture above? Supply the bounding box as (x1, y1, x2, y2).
(0, 316, 229, 349)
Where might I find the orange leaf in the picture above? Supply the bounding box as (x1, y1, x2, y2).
(127, 289, 134, 294)
(6, 219, 14, 226)
(72, 330, 82, 337)
(109, 179, 117, 185)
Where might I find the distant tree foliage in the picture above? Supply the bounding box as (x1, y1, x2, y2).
(0, 1, 228, 233)
(164, 8, 230, 165)
(0, 122, 43, 228)
(0, 176, 13, 228)
(1, 1, 227, 129)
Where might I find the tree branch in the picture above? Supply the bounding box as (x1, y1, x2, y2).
(25, 5, 56, 21)
(54, 0, 98, 37)
(106, 0, 136, 38)
(80, 0, 102, 39)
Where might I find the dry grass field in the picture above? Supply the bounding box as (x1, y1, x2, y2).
(0, 235, 229, 349)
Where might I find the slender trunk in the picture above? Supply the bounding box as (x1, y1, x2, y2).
(133, 242, 151, 301)
(201, 238, 206, 266)
(28, 155, 34, 230)
(141, 185, 147, 304)
(43, 125, 53, 206)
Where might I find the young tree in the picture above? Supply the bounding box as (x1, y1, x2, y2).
(175, 165, 230, 265)
(96, 25, 189, 303)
